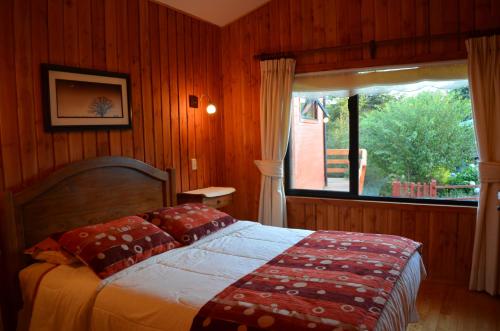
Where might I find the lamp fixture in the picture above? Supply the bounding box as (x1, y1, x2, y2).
(206, 103, 216, 114)
(189, 94, 217, 115)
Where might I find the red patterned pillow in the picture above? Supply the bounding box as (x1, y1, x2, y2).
(140, 203, 237, 245)
(25, 234, 79, 265)
(58, 216, 180, 279)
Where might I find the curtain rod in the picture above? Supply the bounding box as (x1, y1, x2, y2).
(254, 28, 500, 61)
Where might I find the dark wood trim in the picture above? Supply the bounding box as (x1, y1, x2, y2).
(285, 85, 478, 208)
(286, 196, 477, 214)
(255, 28, 500, 61)
(14, 156, 172, 205)
(294, 52, 468, 74)
(0, 156, 175, 331)
(254, 52, 296, 61)
(348, 95, 359, 195)
(285, 188, 479, 207)
(0, 192, 21, 331)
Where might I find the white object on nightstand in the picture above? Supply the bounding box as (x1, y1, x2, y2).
(183, 187, 235, 197)
(177, 187, 236, 209)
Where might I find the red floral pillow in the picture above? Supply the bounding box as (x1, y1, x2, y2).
(140, 203, 237, 245)
(58, 216, 180, 279)
(25, 233, 79, 265)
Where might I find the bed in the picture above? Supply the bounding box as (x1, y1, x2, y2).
(0, 157, 426, 331)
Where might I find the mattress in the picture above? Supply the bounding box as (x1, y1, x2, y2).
(24, 221, 426, 331)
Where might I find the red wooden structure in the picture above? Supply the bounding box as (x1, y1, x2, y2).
(326, 149, 368, 193)
(392, 180, 437, 198)
(392, 180, 479, 200)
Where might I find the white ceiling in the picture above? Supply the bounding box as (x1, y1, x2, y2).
(157, 0, 271, 27)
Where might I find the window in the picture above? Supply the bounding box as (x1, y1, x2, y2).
(299, 97, 321, 122)
(286, 62, 479, 205)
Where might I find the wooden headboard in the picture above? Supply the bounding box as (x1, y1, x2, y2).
(0, 157, 176, 331)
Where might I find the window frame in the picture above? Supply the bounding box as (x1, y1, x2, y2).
(285, 93, 479, 207)
(299, 97, 320, 123)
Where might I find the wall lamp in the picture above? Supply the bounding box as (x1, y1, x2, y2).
(189, 94, 217, 114)
(316, 101, 330, 123)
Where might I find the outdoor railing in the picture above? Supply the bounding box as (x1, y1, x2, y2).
(392, 180, 479, 200)
(326, 149, 367, 193)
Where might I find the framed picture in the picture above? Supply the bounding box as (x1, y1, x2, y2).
(42, 64, 132, 130)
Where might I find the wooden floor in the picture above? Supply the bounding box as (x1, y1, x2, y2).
(408, 281, 500, 331)
(326, 177, 349, 191)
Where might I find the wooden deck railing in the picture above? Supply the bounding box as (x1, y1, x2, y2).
(392, 180, 438, 198)
(392, 180, 479, 200)
(326, 149, 367, 193)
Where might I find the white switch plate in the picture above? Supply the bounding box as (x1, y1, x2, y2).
(191, 158, 197, 170)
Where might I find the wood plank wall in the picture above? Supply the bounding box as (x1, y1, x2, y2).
(1, 0, 497, 290)
(0, 0, 223, 196)
(287, 197, 477, 285)
(220, 0, 500, 221)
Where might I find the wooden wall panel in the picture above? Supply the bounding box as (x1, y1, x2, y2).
(65, 0, 84, 162)
(0, 0, 223, 196)
(78, 0, 97, 160)
(0, 0, 21, 191)
(15, 0, 38, 183)
(287, 197, 477, 285)
(92, 0, 109, 157)
(105, 0, 121, 157)
(32, 0, 54, 176)
(217, 0, 494, 287)
(117, 0, 134, 159)
(220, 0, 500, 221)
(0, 0, 496, 302)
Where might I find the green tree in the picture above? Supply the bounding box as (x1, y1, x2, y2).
(359, 94, 396, 114)
(450, 86, 471, 102)
(359, 91, 476, 184)
(324, 96, 349, 149)
(324, 94, 397, 150)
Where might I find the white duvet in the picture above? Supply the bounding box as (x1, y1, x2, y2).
(24, 221, 426, 331)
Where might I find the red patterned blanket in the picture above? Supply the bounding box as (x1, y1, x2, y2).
(190, 230, 421, 331)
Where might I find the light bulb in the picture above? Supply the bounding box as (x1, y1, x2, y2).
(206, 103, 216, 114)
(323, 117, 329, 123)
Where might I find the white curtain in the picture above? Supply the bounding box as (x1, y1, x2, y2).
(467, 35, 500, 295)
(255, 58, 296, 227)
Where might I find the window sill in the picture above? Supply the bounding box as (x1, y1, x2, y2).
(286, 190, 478, 209)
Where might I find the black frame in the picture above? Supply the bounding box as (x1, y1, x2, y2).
(285, 94, 478, 207)
(41, 63, 132, 131)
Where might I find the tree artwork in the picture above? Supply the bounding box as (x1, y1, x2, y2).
(89, 96, 113, 117)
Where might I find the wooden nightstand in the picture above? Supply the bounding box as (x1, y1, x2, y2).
(177, 187, 236, 209)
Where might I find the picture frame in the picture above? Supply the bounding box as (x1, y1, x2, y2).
(41, 64, 132, 130)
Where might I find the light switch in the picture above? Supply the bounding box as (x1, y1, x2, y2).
(189, 95, 199, 108)
(191, 158, 197, 170)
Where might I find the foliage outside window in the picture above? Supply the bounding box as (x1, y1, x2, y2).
(287, 68, 479, 205)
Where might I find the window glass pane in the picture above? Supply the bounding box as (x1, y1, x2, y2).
(359, 80, 479, 201)
(324, 96, 350, 192)
(289, 94, 350, 192)
(289, 63, 479, 204)
(300, 98, 318, 121)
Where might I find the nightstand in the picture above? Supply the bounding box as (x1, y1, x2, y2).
(177, 187, 236, 209)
